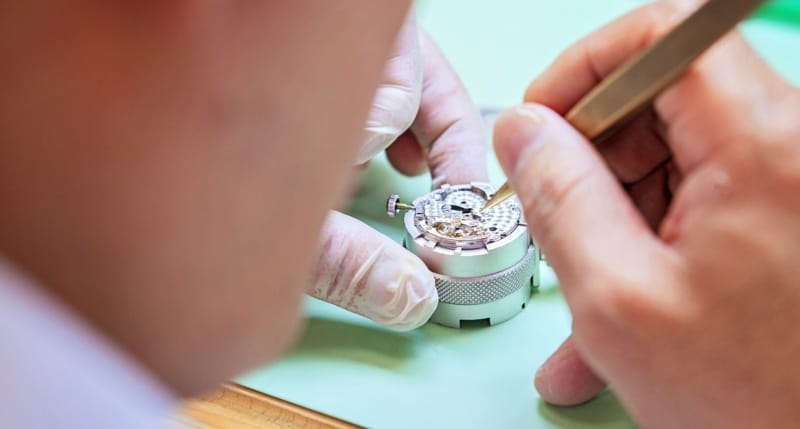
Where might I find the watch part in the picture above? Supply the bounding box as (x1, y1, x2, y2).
(389, 182, 539, 329)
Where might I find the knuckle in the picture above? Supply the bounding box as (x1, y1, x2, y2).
(601, 283, 657, 326)
(373, 85, 419, 130)
(426, 118, 486, 185)
(574, 272, 660, 335)
(395, 82, 422, 112)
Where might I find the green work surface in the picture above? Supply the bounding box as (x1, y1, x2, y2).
(240, 2, 800, 428)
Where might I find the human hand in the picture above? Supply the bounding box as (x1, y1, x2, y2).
(493, 0, 800, 426)
(308, 13, 488, 330)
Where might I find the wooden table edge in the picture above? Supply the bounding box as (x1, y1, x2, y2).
(177, 382, 360, 429)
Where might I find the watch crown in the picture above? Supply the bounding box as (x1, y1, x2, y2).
(386, 194, 414, 218)
(386, 194, 400, 217)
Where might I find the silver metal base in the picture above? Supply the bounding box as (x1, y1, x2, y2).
(393, 182, 540, 329)
(430, 281, 532, 328)
(428, 245, 538, 328)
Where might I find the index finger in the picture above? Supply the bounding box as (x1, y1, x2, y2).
(524, 0, 701, 112)
(523, 0, 701, 191)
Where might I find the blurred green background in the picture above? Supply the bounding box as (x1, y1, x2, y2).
(757, 0, 800, 27)
(415, 0, 800, 110)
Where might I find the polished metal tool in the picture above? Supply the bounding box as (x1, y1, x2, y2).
(482, 0, 767, 212)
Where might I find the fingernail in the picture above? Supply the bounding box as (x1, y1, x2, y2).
(493, 104, 545, 177)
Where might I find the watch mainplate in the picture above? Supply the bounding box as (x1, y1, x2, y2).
(412, 183, 521, 251)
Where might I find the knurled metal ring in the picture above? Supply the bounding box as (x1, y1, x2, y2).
(434, 245, 537, 305)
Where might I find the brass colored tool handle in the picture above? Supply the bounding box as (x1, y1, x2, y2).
(482, 0, 767, 211)
(566, 0, 767, 140)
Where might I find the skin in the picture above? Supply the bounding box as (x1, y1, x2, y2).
(386, 28, 488, 187)
(0, 1, 410, 395)
(493, 0, 800, 427)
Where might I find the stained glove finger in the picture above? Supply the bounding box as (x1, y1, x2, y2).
(309, 211, 438, 331)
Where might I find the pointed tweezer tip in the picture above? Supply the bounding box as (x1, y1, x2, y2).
(482, 182, 515, 211)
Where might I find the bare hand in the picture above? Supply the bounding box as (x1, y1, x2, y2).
(494, 0, 800, 426)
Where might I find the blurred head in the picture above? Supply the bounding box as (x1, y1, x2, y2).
(0, 1, 409, 394)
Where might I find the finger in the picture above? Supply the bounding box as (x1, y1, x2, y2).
(410, 30, 488, 188)
(535, 336, 607, 406)
(626, 162, 671, 231)
(523, 0, 700, 113)
(654, 32, 798, 174)
(523, 1, 697, 184)
(385, 130, 429, 176)
(493, 104, 663, 305)
(667, 160, 683, 195)
(310, 211, 438, 331)
(357, 11, 422, 164)
(595, 108, 671, 184)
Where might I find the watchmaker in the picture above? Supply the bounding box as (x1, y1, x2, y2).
(1, 1, 799, 428)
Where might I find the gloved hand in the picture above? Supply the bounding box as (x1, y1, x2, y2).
(493, 0, 800, 426)
(307, 12, 488, 330)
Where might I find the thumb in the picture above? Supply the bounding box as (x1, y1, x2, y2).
(492, 104, 659, 304)
(310, 211, 438, 331)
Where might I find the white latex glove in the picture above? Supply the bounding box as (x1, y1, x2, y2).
(307, 12, 488, 331)
(356, 11, 422, 165)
